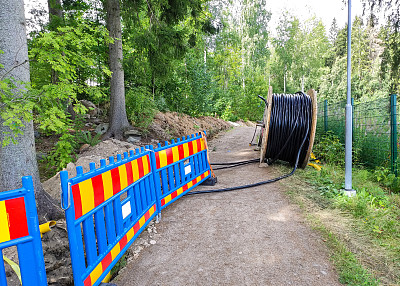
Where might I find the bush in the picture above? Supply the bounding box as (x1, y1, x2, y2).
(126, 87, 157, 130)
(314, 132, 345, 166)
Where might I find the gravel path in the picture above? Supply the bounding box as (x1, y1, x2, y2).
(114, 126, 341, 286)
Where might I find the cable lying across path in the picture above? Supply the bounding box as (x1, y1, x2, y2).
(187, 92, 312, 196)
(211, 159, 259, 170)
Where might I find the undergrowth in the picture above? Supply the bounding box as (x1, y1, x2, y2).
(290, 132, 400, 285)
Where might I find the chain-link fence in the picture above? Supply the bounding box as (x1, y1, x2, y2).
(316, 95, 398, 175)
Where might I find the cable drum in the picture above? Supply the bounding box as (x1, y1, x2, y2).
(265, 92, 312, 165)
(186, 88, 317, 196)
(260, 88, 317, 168)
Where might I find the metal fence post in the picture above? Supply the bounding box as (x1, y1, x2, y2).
(390, 94, 398, 175)
(324, 99, 328, 132)
(351, 97, 354, 139)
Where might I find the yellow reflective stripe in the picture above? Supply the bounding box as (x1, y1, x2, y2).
(118, 165, 128, 190)
(183, 143, 189, 158)
(187, 181, 193, 188)
(90, 262, 103, 283)
(159, 150, 167, 168)
(142, 156, 150, 175)
(176, 187, 183, 196)
(139, 216, 145, 227)
(149, 205, 155, 216)
(132, 160, 139, 181)
(172, 146, 179, 163)
(192, 140, 198, 154)
(79, 179, 95, 215)
(127, 228, 134, 241)
(0, 201, 10, 243)
(200, 138, 205, 150)
(102, 171, 113, 201)
(111, 243, 120, 260)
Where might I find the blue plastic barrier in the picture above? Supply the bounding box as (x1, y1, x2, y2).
(150, 132, 211, 211)
(0, 176, 47, 286)
(61, 132, 213, 285)
(60, 148, 158, 286)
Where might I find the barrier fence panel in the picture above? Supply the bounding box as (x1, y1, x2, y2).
(316, 95, 400, 173)
(61, 148, 158, 286)
(150, 132, 211, 211)
(0, 176, 47, 286)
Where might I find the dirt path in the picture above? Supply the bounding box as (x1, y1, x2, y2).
(114, 126, 341, 286)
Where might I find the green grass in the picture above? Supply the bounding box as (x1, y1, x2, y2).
(290, 163, 400, 285)
(313, 223, 379, 286)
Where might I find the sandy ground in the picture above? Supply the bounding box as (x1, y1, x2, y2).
(114, 126, 342, 286)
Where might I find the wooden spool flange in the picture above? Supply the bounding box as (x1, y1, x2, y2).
(259, 88, 318, 169)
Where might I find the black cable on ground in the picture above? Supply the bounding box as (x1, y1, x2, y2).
(186, 92, 312, 196)
(213, 159, 258, 171)
(211, 159, 259, 166)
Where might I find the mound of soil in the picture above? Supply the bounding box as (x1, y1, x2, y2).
(148, 112, 231, 141)
(43, 139, 141, 203)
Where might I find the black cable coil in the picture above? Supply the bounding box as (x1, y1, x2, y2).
(265, 92, 312, 166)
(186, 91, 313, 196)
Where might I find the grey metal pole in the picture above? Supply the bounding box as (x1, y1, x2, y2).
(345, 0, 356, 196)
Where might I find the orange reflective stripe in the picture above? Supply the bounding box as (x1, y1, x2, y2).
(201, 132, 215, 178)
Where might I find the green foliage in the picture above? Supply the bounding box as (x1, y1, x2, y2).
(27, 18, 112, 170)
(125, 87, 157, 130)
(372, 166, 400, 191)
(299, 163, 400, 285)
(314, 132, 345, 166)
(76, 131, 101, 146)
(0, 77, 35, 146)
(45, 133, 76, 172)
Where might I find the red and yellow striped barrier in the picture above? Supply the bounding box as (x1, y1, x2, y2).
(83, 205, 156, 286)
(161, 170, 210, 207)
(155, 138, 206, 169)
(0, 197, 29, 244)
(71, 155, 151, 219)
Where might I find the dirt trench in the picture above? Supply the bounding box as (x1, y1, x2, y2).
(113, 126, 341, 286)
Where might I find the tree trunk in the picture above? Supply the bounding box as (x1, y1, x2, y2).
(0, 0, 63, 222)
(103, 0, 131, 139)
(284, 65, 287, 93)
(48, 0, 64, 85)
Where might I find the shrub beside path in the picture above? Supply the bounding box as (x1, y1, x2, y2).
(114, 126, 342, 286)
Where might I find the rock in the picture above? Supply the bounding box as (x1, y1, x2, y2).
(91, 118, 102, 124)
(43, 138, 140, 204)
(124, 129, 142, 136)
(34, 130, 41, 138)
(228, 121, 240, 127)
(127, 136, 141, 144)
(149, 240, 156, 245)
(80, 99, 98, 117)
(79, 143, 90, 153)
(95, 123, 109, 135)
(36, 152, 47, 161)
